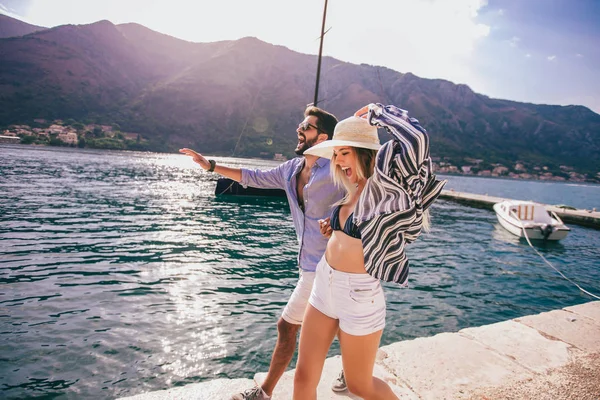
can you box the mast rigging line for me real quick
[232,0,330,156]
[231,0,329,163]
[231,62,275,158]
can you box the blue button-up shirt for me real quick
[240,157,345,271]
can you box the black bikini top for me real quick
[330,205,361,239]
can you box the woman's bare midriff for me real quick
[324,230,368,274]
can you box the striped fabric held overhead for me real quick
[354,104,447,285]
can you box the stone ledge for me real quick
[516,309,600,353]
[119,301,600,400]
[459,319,576,373]
[253,355,419,400]
[119,378,255,400]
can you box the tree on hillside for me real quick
[20,135,35,144]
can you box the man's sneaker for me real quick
[331,369,347,392]
[230,386,271,400]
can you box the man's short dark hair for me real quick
[305,106,338,140]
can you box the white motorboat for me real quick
[493,200,570,241]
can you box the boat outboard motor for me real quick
[540,224,554,240]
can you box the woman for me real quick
[293,103,446,400]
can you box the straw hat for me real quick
[304,116,381,159]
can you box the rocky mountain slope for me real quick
[0,13,45,38]
[1,15,598,172]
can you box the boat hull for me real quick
[215,178,286,198]
[493,203,569,241]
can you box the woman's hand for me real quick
[354,103,382,119]
[318,217,332,239]
[179,148,210,170]
[354,105,371,119]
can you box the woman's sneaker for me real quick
[230,386,271,400]
[331,370,347,392]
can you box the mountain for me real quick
[0,13,46,38]
[0,14,599,173]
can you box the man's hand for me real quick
[179,148,210,170]
[318,217,332,239]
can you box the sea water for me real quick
[1,145,598,399]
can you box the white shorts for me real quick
[309,256,386,336]
[281,269,316,325]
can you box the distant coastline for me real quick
[437,172,600,189]
[434,169,600,185]
[3,139,599,185]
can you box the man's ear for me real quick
[316,132,329,144]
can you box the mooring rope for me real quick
[511,211,600,300]
[216,179,236,196]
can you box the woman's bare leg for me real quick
[339,329,398,400]
[292,304,339,400]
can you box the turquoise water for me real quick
[1,144,599,399]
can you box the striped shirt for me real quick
[353,104,447,285]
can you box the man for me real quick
[179,106,344,400]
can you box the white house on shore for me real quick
[48,124,67,134]
[57,131,78,145]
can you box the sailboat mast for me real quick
[313,0,329,107]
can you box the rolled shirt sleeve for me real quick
[240,163,287,190]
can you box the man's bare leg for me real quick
[260,318,301,396]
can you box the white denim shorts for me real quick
[309,256,386,336]
[281,269,316,325]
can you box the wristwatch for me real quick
[208,159,216,172]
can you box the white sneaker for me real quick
[230,386,271,400]
[331,369,347,392]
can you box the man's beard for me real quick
[294,135,318,155]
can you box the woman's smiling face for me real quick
[333,146,360,185]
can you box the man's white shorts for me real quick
[281,268,316,325]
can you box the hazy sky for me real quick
[1,0,599,113]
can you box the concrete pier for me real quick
[439,189,600,229]
[0,135,20,144]
[119,301,600,400]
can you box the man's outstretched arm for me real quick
[179,148,242,182]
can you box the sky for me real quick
[1,0,599,114]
